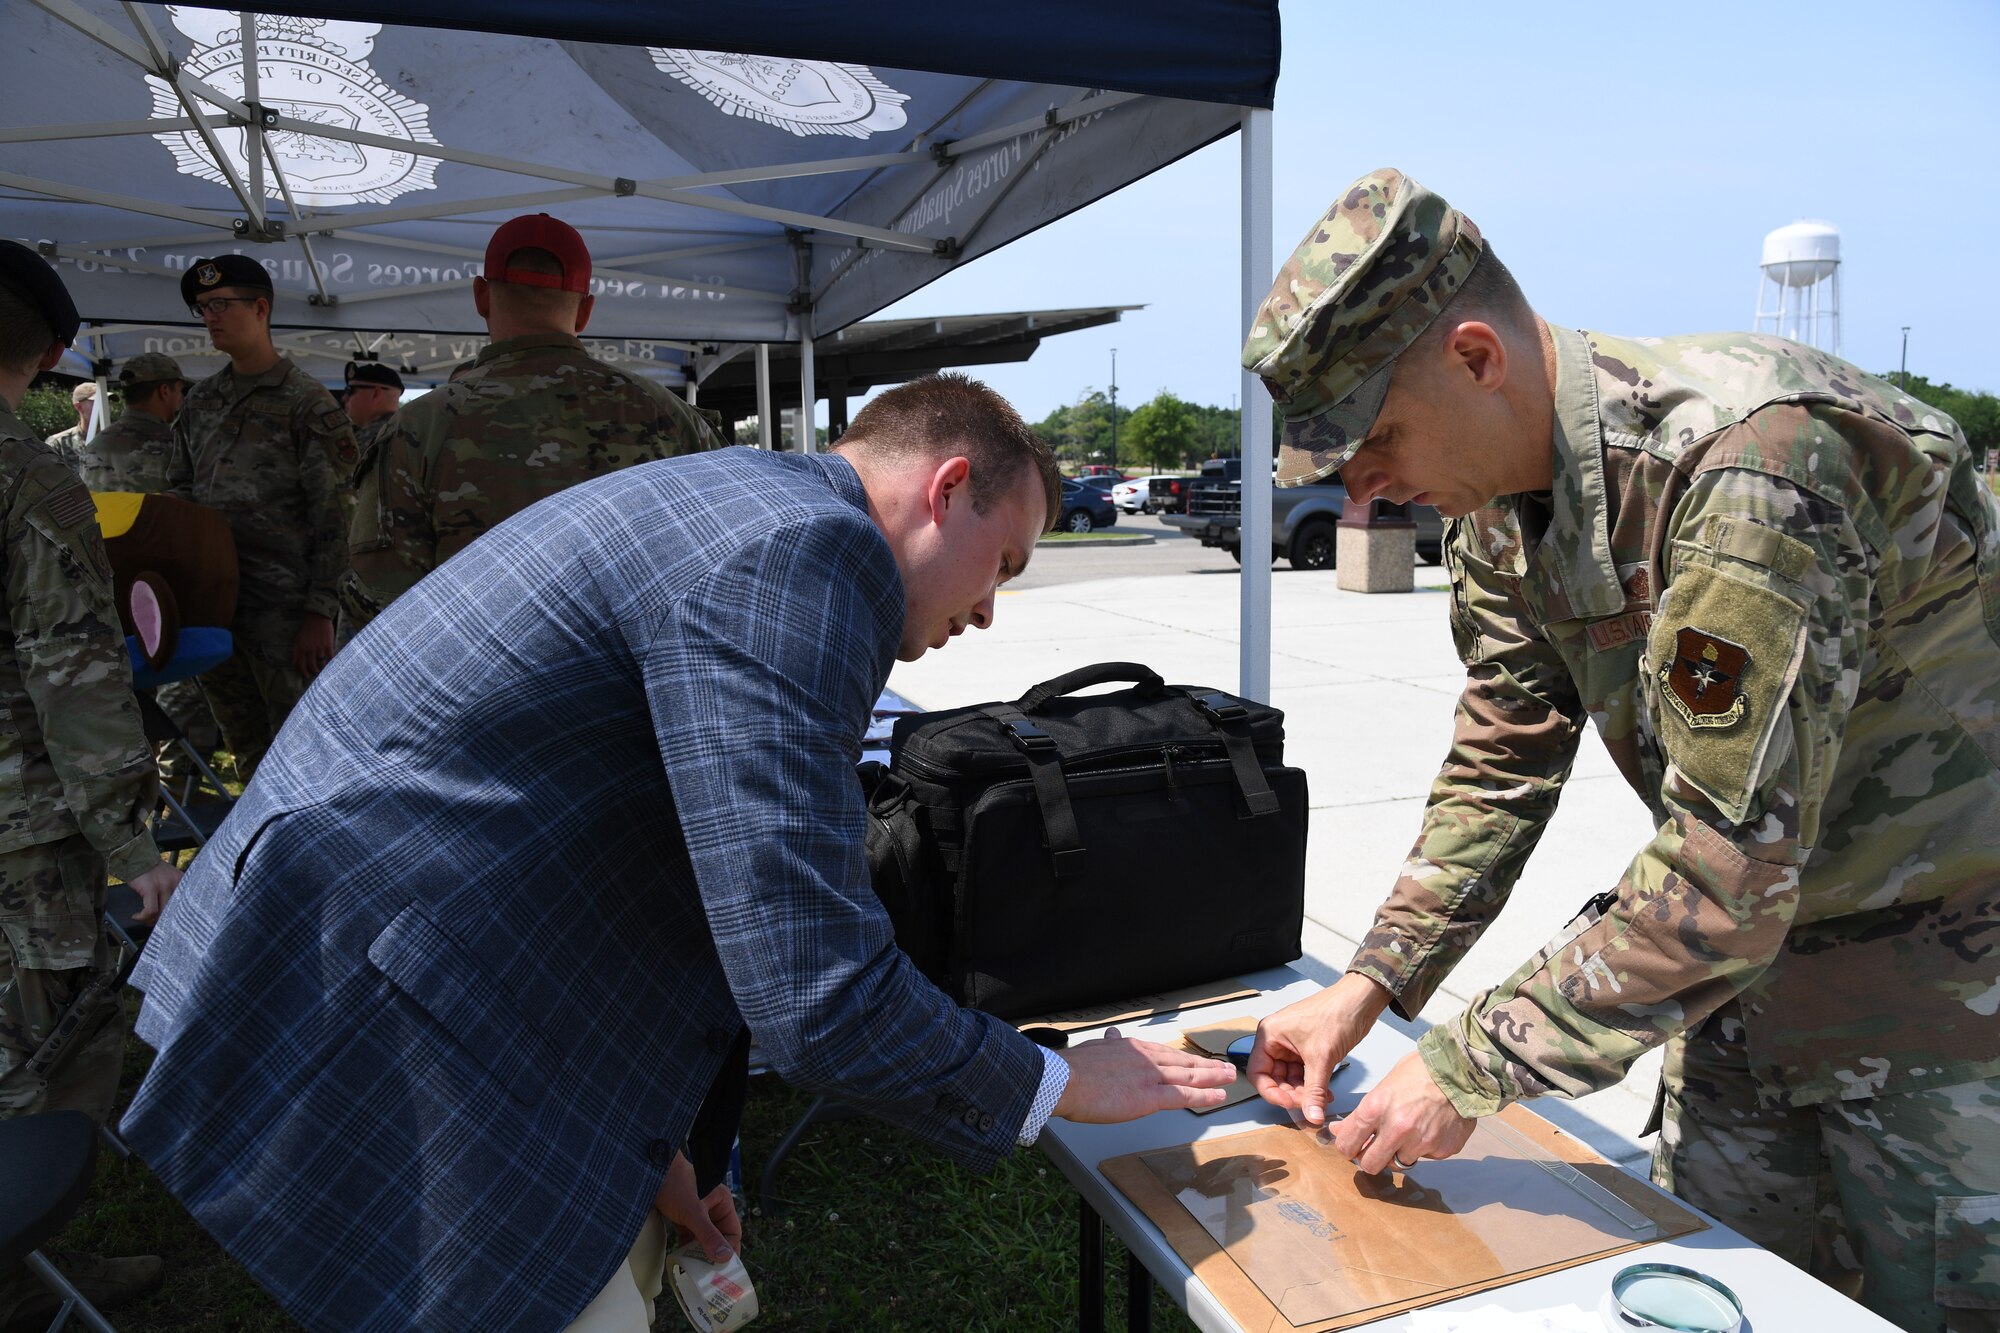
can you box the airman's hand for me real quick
[1248,972,1392,1127]
[1328,1048,1476,1173]
[127,860,183,925]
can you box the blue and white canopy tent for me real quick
[3,0,1283,699]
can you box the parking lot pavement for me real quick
[889,548,1663,1167]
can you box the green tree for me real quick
[1885,372,1998,467]
[17,383,77,441]
[1122,389,1199,472]
[1034,389,1131,470]
[1187,402,1240,462]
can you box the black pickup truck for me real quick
[1145,474,1193,514]
[1161,458,1446,569]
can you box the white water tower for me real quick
[1755,220,1841,354]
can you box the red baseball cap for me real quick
[484,213,591,294]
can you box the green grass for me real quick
[48,1013,1195,1332]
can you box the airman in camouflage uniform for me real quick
[170,255,353,779]
[80,352,222,780]
[0,239,182,1325]
[339,213,717,634]
[1245,170,2000,1332]
[77,352,186,494]
[43,380,94,473]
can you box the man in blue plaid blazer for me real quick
[122,375,1233,1332]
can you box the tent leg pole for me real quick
[755,343,773,450]
[799,307,817,455]
[1238,106,1274,705]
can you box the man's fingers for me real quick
[133,884,163,924]
[701,1184,743,1259]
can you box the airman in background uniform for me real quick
[79,351,223,781]
[339,358,404,478]
[43,380,93,472]
[77,352,186,494]
[0,239,182,1324]
[339,213,718,634]
[1246,169,1999,1332]
[168,255,352,780]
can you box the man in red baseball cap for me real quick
[481,211,592,295]
[340,214,718,635]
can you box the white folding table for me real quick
[1039,964,1899,1333]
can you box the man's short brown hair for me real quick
[839,373,1060,531]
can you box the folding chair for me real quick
[0,1111,121,1332]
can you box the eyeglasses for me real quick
[188,295,261,319]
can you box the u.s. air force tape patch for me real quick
[1662,627,1750,728]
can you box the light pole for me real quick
[1108,347,1118,469]
[1900,326,1910,391]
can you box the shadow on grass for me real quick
[51,1014,1194,1333]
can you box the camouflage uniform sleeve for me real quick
[1420,412,1879,1117]
[6,464,163,883]
[344,416,434,623]
[1348,509,1586,1019]
[294,393,353,623]
[166,406,194,501]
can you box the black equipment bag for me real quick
[863,661,1307,1019]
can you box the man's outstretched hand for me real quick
[1053,1028,1236,1123]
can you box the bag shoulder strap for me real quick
[1183,689,1282,818]
[980,703,1087,876]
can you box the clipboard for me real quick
[1103,1106,1706,1331]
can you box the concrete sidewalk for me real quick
[887,562,1664,1168]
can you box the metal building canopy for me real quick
[696,304,1140,427]
[4,2,1275,355]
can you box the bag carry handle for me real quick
[1017,661,1165,714]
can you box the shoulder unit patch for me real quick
[1662,628,1750,729]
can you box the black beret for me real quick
[343,360,404,393]
[180,254,274,306]
[0,240,81,345]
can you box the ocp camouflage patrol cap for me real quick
[116,351,187,388]
[180,253,274,307]
[1243,169,1483,487]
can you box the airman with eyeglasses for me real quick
[164,254,356,779]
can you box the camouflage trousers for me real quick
[198,622,308,782]
[1654,1000,2000,1332]
[0,836,128,1125]
[153,678,222,786]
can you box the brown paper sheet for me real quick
[1104,1107,1705,1331]
[1013,979,1258,1034]
[1179,1015,1261,1115]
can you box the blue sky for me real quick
[863,0,2000,425]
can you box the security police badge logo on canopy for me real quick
[147,8,442,207]
[1662,627,1751,729]
[649,49,909,139]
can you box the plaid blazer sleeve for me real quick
[641,503,1042,1166]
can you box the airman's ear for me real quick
[1444,320,1508,392]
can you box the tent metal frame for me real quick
[13,1,1278,700]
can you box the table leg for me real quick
[1079,1196,1104,1333]
[1126,1245,1153,1333]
